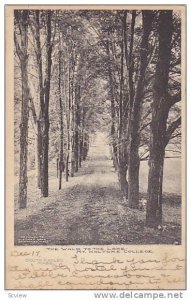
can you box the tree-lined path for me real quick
[15,133,181,245]
[14,9,182,245]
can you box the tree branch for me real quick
[170,132,181,139]
[139,121,151,133]
[165,116,181,147]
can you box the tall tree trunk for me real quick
[128,149,140,208]
[65,154,69,182]
[79,106,85,167]
[65,95,70,182]
[66,47,71,181]
[74,85,80,172]
[83,133,89,161]
[128,11,154,208]
[79,138,83,168]
[65,111,70,182]
[128,11,136,109]
[146,11,173,227]
[19,60,29,209]
[70,48,76,177]
[33,11,44,190]
[106,39,118,170]
[79,127,83,168]
[14,11,29,209]
[58,48,64,190]
[147,151,164,226]
[70,140,75,177]
[40,11,53,197]
[118,166,128,198]
[41,119,49,197]
[75,131,79,172]
[37,121,42,188]
[117,24,128,198]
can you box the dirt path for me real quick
[14,133,181,245]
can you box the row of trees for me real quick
[95,10,181,227]
[79,9,181,227]
[14,9,181,228]
[14,10,102,207]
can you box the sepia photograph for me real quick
[13,8,183,246]
[5,4,186,290]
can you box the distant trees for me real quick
[54,11,101,185]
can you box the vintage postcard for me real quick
[5,5,186,290]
